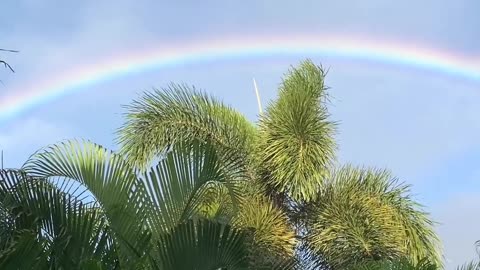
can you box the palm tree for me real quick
[117,59,442,268]
[1,140,293,269]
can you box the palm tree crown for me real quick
[0,60,445,269]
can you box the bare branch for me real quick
[0,48,18,73]
[0,60,15,73]
[0,48,19,53]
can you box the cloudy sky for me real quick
[1,0,479,267]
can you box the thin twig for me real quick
[0,48,18,73]
[0,60,14,72]
[0,48,19,53]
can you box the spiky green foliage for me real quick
[116,81,305,258]
[1,60,446,269]
[305,166,441,268]
[116,59,442,268]
[231,192,298,269]
[351,258,438,270]
[256,60,336,202]
[1,140,284,269]
[232,194,297,256]
[117,84,257,172]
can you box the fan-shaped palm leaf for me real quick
[0,169,116,269]
[20,140,256,269]
[0,230,49,269]
[142,140,246,237]
[22,141,151,268]
[150,219,250,270]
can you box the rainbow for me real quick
[1,35,479,123]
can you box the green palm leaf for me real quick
[22,141,151,268]
[351,258,438,270]
[142,140,246,236]
[256,60,336,202]
[232,193,297,257]
[305,166,441,268]
[0,169,116,269]
[0,230,49,269]
[20,140,256,268]
[117,84,256,172]
[151,219,251,270]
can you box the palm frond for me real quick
[351,258,438,270]
[256,59,336,203]
[232,193,297,258]
[0,230,48,269]
[0,169,117,269]
[305,166,441,268]
[117,84,256,172]
[151,219,251,270]
[142,140,246,236]
[22,141,151,268]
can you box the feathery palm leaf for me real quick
[232,193,297,256]
[256,60,336,202]
[351,258,438,270]
[232,192,298,269]
[305,166,441,268]
[117,84,256,172]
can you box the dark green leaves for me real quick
[0,170,116,269]
[351,258,438,270]
[152,219,251,270]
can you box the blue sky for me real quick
[1,0,480,267]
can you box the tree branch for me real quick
[0,48,18,73]
[0,60,14,73]
[0,48,19,53]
